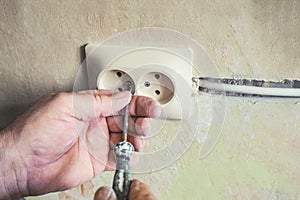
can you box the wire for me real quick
[199,80,300,97]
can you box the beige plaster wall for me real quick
[1,0,299,199]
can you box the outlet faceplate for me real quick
[85,45,193,119]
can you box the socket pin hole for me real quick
[116,71,122,78]
[155,90,160,95]
[117,87,123,92]
[154,74,160,79]
[144,81,150,87]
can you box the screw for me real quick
[144,81,150,87]
[116,71,122,78]
[154,74,160,79]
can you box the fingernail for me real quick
[131,180,141,191]
[136,118,152,136]
[149,104,162,118]
[140,136,148,149]
[105,188,116,200]
[94,186,116,200]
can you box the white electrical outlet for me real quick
[85,45,194,119]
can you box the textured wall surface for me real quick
[1,0,300,199]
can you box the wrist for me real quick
[0,127,28,199]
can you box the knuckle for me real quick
[52,92,69,101]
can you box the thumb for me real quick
[94,186,117,200]
[73,90,132,121]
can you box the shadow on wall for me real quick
[0,104,28,130]
[0,44,89,129]
[74,43,89,91]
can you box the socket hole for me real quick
[98,70,135,94]
[117,87,123,92]
[137,72,174,105]
[116,71,122,78]
[144,81,150,87]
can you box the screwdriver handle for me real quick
[112,141,134,200]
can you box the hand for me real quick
[94,179,156,200]
[0,90,161,199]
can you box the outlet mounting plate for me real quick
[85,45,194,119]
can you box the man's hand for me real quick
[0,90,161,199]
[94,179,156,200]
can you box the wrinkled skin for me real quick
[94,179,156,200]
[0,90,161,199]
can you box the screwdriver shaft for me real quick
[122,81,132,141]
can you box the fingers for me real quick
[130,95,161,118]
[129,179,156,200]
[93,181,155,200]
[73,90,132,121]
[72,90,161,121]
[104,134,147,171]
[94,186,117,200]
[110,133,148,152]
[106,94,161,135]
[107,116,152,136]
[106,116,152,151]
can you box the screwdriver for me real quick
[112,81,135,200]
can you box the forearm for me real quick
[0,128,28,200]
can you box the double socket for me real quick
[85,45,194,119]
